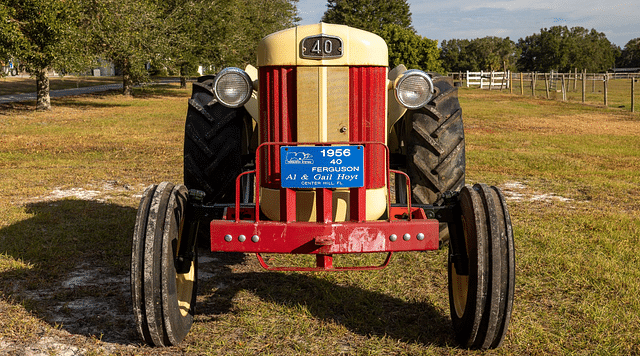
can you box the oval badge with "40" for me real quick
[300,35,343,59]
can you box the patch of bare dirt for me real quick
[500,181,574,203]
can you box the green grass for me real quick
[506,76,639,112]
[0,84,639,354]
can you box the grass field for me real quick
[0,84,639,355]
[505,76,638,112]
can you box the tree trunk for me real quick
[36,69,51,111]
[179,66,187,89]
[122,60,133,96]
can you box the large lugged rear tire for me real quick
[448,184,515,349]
[131,182,197,346]
[405,74,465,205]
[184,77,246,204]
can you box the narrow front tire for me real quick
[448,184,515,349]
[131,182,197,346]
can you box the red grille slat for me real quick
[349,67,386,188]
[259,67,297,188]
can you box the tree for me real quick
[469,37,519,72]
[84,0,167,96]
[440,39,473,72]
[440,37,519,72]
[517,26,619,72]
[201,0,300,70]
[376,23,443,72]
[153,0,203,88]
[617,38,640,68]
[321,0,412,33]
[321,0,443,72]
[155,0,299,85]
[0,0,89,110]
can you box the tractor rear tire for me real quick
[131,182,197,346]
[405,74,465,205]
[448,184,515,349]
[184,77,246,205]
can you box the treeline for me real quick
[2,0,639,112]
[0,0,299,110]
[441,26,640,74]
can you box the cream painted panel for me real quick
[257,23,388,67]
[260,187,388,222]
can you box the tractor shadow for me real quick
[0,199,454,348]
[198,251,456,348]
[0,199,140,345]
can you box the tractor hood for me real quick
[257,23,388,67]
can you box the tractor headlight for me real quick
[394,70,435,109]
[213,67,253,108]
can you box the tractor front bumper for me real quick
[210,210,440,255]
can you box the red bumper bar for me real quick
[210,217,440,254]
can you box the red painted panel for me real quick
[349,67,387,188]
[259,66,297,188]
[210,218,440,254]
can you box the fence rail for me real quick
[448,71,639,113]
[465,71,509,89]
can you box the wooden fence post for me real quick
[604,74,608,106]
[582,69,586,103]
[561,74,566,101]
[509,71,513,94]
[545,73,550,99]
[531,73,536,97]
[592,73,596,93]
[520,72,524,95]
[632,77,636,113]
[574,68,578,91]
[490,71,494,90]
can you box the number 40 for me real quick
[311,39,333,54]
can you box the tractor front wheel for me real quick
[131,182,197,346]
[448,184,515,349]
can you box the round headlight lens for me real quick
[395,70,434,109]
[213,67,253,108]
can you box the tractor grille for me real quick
[259,66,386,189]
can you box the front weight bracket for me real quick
[175,189,205,274]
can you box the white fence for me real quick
[466,71,510,89]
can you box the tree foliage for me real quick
[200,0,300,70]
[321,0,443,72]
[83,0,168,95]
[377,23,442,72]
[617,38,640,68]
[440,37,519,72]
[0,0,89,110]
[152,0,298,86]
[516,26,619,72]
[321,0,411,33]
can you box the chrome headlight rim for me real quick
[212,67,253,108]
[394,69,435,109]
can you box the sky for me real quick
[296,0,640,48]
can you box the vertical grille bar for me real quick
[349,66,387,188]
[259,66,297,188]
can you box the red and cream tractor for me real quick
[131,23,515,350]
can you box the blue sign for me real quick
[280,146,364,188]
